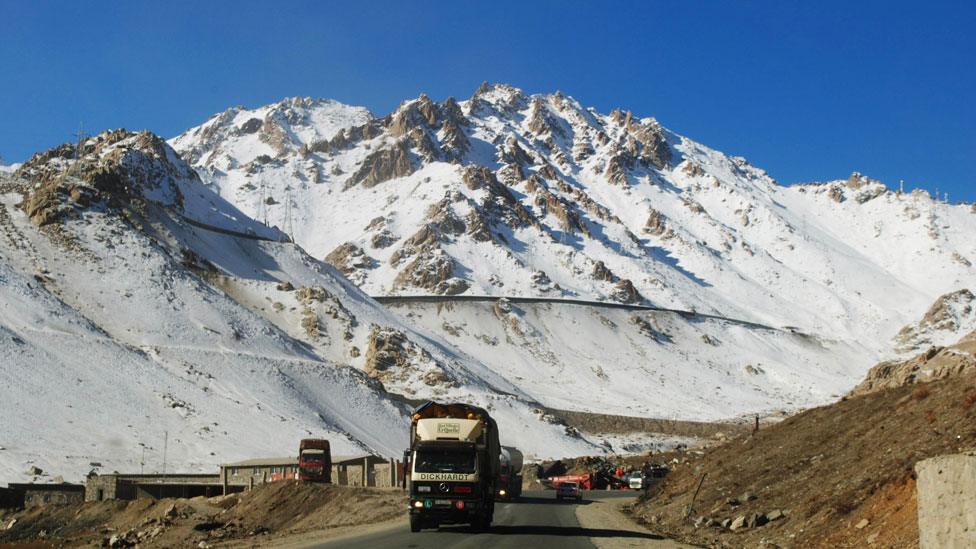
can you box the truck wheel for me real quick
[473,513,491,532]
[410,515,422,533]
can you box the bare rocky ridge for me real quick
[17,130,191,226]
[853,330,976,396]
[894,289,976,354]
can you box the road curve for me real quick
[307,490,668,549]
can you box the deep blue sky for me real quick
[2,1,973,201]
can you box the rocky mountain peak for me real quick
[17,129,195,226]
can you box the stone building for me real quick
[331,454,399,487]
[0,486,23,509]
[220,457,299,490]
[6,483,85,508]
[219,454,399,490]
[85,474,229,502]
[82,454,404,501]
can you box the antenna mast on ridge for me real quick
[74,122,87,159]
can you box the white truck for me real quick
[497,446,524,499]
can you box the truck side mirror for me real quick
[402,450,410,490]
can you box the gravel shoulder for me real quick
[575,493,694,548]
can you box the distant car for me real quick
[556,481,582,502]
[627,472,644,490]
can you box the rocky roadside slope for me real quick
[632,333,976,548]
[0,481,404,548]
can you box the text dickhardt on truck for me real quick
[404,401,500,532]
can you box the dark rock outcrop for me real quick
[345,140,413,189]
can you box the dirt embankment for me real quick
[0,481,406,548]
[632,370,976,548]
[548,408,751,438]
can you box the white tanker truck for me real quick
[497,446,524,499]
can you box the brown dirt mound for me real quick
[633,371,976,548]
[0,481,405,548]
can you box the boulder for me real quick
[729,515,747,531]
[747,512,768,528]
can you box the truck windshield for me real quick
[301,450,326,463]
[415,448,476,474]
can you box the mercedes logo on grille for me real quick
[439,482,449,493]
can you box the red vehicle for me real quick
[298,439,331,482]
[549,473,594,490]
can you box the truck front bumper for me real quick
[410,497,485,523]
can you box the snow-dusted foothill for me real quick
[0,130,602,483]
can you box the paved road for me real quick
[309,490,667,548]
[374,294,783,332]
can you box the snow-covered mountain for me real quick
[171,83,976,361]
[0,130,601,482]
[7,83,974,480]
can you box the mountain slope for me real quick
[169,83,976,414]
[0,130,601,482]
[171,84,976,357]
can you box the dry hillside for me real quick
[633,342,976,548]
[0,481,405,548]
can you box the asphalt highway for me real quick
[309,490,667,548]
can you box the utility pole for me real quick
[285,186,294,238]
[162,431,168,476]
[259,181,268,226]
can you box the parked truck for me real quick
[405,401,500,532]
[298,439,331,482]
[497,446,523,499]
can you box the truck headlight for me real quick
[499,489,506,496]
[413,500,424,508]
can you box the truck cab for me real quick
[298,439,331,482]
